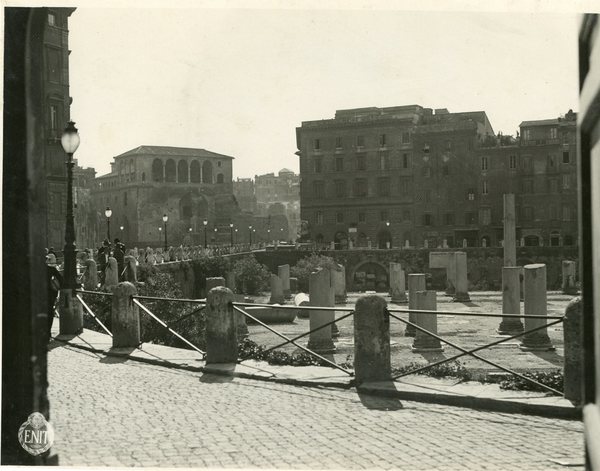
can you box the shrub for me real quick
[391,360,472,381]
[238,339,331,367]
[498,370,563,393]
[232,255,271,295]
[290,253,338,292]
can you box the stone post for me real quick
[406,274,426,337]
[207,276,247,338]
[58,289,83,335]
[104,257,119,291]
[453,252,470,302]
[205,286,237,363]
[294,292,310,318]
[333,264,347,304]
[503,194,517,267]
[206,276,225,293]
[226,271,236,293]
[83,258,98,291]
[563,297,582,404]
[307,268,335,353]
[354,295,391,384]
[290,277,298,294]
[330,241,335,250]
[389,262,408,303]
[123,255,137,283]
[520,264,554,351]
[269,274,285,304]
[111,282,140,348]
[561,260,578,295]
[498,267,524,335]
[411,290,443,353]
[278,264,291,299]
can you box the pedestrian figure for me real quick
[97,239,111,284]
[46,253,63,340]
[113,238,125,281]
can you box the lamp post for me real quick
[60,121,80,291]
[162,214,168,251]
[235,228,238,245]
[105,207,112,241]
[386,221,391,249]
[158,227,162,247]
[248,225,253,247]
[214,227,218,246]
[229,223,234,247]
[203,219,208,248]
[188,227,192,245]
[119,225,124,244]
[267,228,271,244]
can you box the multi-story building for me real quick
[43,8,76,249]
[73,162,100,249]
[233,177,257,213]
[91,145,251,247]
[296,105,578,249]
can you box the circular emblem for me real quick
[18,412,54,456]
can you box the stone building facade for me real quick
[296,105,578,249]
[43,8,76,249]
[91,146,249,247]
[233,177,257,213]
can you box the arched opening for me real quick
[377,229,392,249]
[356,232,368,247]
[152,159,163,182]
[352,261,389,292]
[334,231,348,250]
[190,160,201,183]
[195,196,209,220]
[524,235,540,247]
[550,231,561,246]
[179,193,193,220]
[315,233,324,244]
[165,159,176,182]
[178,160,188,183]
[216,173,224,184]
[202,161,213,183]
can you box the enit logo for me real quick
[18,412,54,456]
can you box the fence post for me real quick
[520,264,555,351]
[307,268,335,353]
[405,274,426,337]
[498,266,524,335]
[389,262,407,303]
[269,274,285,304]
[83,258,98,290]
[354,295,390,383]
[205,286,237,363]
[562,260,577,295]
[104,257,119,290]
[563,297,582,404]
[111,282,140,348]
[411,291,443,352]
[278,264,291,300]
[123,255,137,283]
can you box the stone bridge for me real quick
[152,246,578,296]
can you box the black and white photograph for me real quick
[3,1,600,469]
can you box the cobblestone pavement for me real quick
[47,344,583,469]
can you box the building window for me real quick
[522,179,533,193]
[509,155,517,169]
[402,210,411,221]
[481,156,488,171]
[444,213,454,225]
[379,152,389,170]
[482,180,488,195]
[550,205,558,220]
[334,180,346,198]
[358,212,366,223]
[563,151,570,163]
[467,189,475,201]
[316,211,324,225]
[356,155,366,171]
[422,214,433,226]
[523,129,531,141]
[402,153,411,169]
[562,174,570,189]
[48,13,55,26]
[401,132,410,144]
[562,206,571,221]
[465,212,477,225]
[49,105,58,131]
[356,135,364,147]
[422,167,432,178]
[313,138,320,150]
[123,192,127,206]
[313,181,325,198]
[335,157,344,172]
[314,157,322,173]
[550,127,558,139]
[379,134,387,147]
[480,208,491,225]
[336,136,343,149]
[400,179,411,195]
[523,206,534,221]
[378,177,390,196]
[522,155,532,170]
[380,210,389,222]
[353,178,368,197]
[424,189,432,203]
[336,212,344,224]
[549,179,558,193]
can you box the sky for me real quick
[64,3,582,179]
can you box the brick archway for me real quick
[348,260,389,292]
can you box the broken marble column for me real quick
[429,252,456,295]
[406,274,426,337]
[520,264,554,351]
[562,260,577,295]
[278,264,291,299]
[269,274,285,304]
[83,258,98,290]
[389,262,407,303]
[498,266,524,335]
[111,282,140,348]
[205,286,237,363]
[563,297,582,405]
[453,252,470,302]
[104,257,119,291]
[411,290,443,353]
[503,194,517,267]
[333,264,347,304]
[307,268,335,353]
[354,295,391,384]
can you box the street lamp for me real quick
[248,225,253,246]
[386,221,391,249]
[203,219,208,248]
[214,227,218,246]
[229,223,234,247]
[105,207,112,241]
[235,228,238,244]
[60,121,80,291]
[162,214,168,251]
